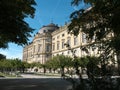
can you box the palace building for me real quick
[22,23,95,63]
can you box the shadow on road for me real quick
[0,78,72,90]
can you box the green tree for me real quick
[57,55,67,77]
[85,56,100,77]
[10,58,23,72]
[21,61,30,73]
[46,57,59,73]
[64,56,73,74]
[0,0,36,48]
[68,0,120,90]
[0,54,6,60]
[55,55,73,77]
[46,55,73,76]
[69,0,120,74]
[30,62,41,72]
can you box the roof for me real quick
[47,23,56,27]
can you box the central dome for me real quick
[47,23,56,27]
[39,23,59,34]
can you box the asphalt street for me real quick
[0,74,72,90]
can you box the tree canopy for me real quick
[0,0,36,48]
[0,54,6,60]
[69,0,120,74]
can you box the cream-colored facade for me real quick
[23,23,59,63]
[23,23,95,63]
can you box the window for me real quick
[43,30,46,33]
[67,37,71,46]
[57,41,60,50]
[38,44,41,52]
[48,29,51,32]
[82,33,87,43]
[33,45,35,52]
[74,37,78,45]
[46,38,51,42]
[52,38,55,40]
[46,54,49,58]
[46,44,50,52]
[62,39,65,49]
[52,44,55,51]
[57,35,60,39]
[62,34,64,37]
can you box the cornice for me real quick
[52,25,68,36]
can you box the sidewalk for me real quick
[21,73,61,78]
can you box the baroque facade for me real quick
[23,23,95,63]
[23,23,59,63]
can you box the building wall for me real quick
[23,23,96,64]
[52,25,88,57]
[23,23,59,64]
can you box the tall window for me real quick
[33,45,35,52]
[46,38,51,42]
[57,41,60,50]
[52,43,55,51]
[46,44,50,52]
[67,37,71,46]
[74,37,78,45]
[38,44,41,52]
[62,39,65,49]
[82,33,87,43]
[52,38,55,40]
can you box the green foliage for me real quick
[0,54,6,60]
[50,55,73,69]
[69,0,120,74]
[22,61,30,68]
[73,56,100,76]
[85,56,101,76]
[0,58,31,73]
[68,0,120,89]
[75,57,89,68]
[69,0,120,49]
[45,55,73,76]
[29,62,38,68]
[46,55,72,69]
[0,0,36,48]
[45,57,59,70]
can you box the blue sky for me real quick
[0,0,89,59]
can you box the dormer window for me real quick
[43,30,46,33]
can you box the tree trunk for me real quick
[61,67,65,77]
[43,67,46,75]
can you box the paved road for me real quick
[0,74,72,90]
